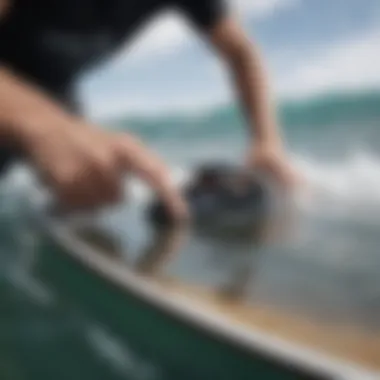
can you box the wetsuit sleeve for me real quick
[173,0,229,31]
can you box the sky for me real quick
[78,0,380,119]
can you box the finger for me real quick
[116,135,189,221]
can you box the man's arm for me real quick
[205,16,299,186]
[0,66,77,146]
[0,1,188,217]
[0,66,189,217]
[172,0,280,147]
[0,0,75,145]
[207,16,282,148]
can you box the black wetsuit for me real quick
[0,0,227,171]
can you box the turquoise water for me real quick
[1,90,380,379]
[110,90,380,153]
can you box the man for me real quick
[0,0,298,220]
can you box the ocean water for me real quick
[1,90,380,379]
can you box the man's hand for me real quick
[206,17,303,190]
[0,67,188,221]
[22,119,189,220]
[246,141,301,189]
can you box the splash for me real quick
[293,150,380,221]
[3,149,380,225]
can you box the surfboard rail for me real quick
[35,213,380,380]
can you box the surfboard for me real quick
[32,205,380,380]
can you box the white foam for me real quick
[292,150,380,221]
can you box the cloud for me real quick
[86,90,229,120]
[233,0,300,19]
[92,25,380,119]
[276,27,380,99]
[112,0,300,66]
[113,11,192,65]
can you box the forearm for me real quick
[0,66,76,148]
[227,42,282,146]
